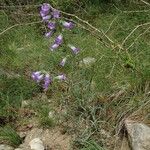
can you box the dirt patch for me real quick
[19,127,74,150]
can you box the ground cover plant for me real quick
[0,0,150,149]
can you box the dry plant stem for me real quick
[127,26,150,50]
[52,7,115,44]
[12,12,39,16]
[140,0,150,6]
[0,5,40,8]
[104,15,119,34]
[121,22,150,46]
[63,17,110,48]
[129,97,150,119]
[123,9,150,13]
[0,21,42,36]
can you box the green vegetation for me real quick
[0,0,150,149]
[0,126,22,146]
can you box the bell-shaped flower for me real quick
[54,74,66,81]
[52,9,60,19]
[50,43,59,51]
[68,45,80,54]
[48,22,56,30]
[50,34,63,51]
[42,15,51,21]
[45,31,53,38]
[43,74,51,91]
[41,3,51,13]
[60,57,67,67]
[62,21,74,29]
[32,71,44,83]
[40,10,47,17]
[55,34,63,45]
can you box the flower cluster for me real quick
[32,71,66,91]
[32,3,81,91]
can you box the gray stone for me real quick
[29,138,44,150]
[21,101,29,108]
[48,111,54,118]
[18,132,27,139]
[19,128,72,150]
[125,120,150,150]
[0,144,14,150]
[79,57,96,67]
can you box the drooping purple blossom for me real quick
[60,57,67,67]
[69,45,80,54]
[40,10,47,17]
[32,71,44,83]
[41,3,51,13]
[50,34,63,51]
[40,3,51,18]
[48,22,56,30]
[43,74,51,90]
[62,21,74,29]
[42,15,51,21]
[45,31,53,38]
[51,9,60,19]
[50,43,59,51]
[55,74,66,81]
[55,34,63,45]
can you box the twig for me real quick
[129,97,150,118]
[62,11,114,44]
[12,12,39,16]
[140,0,150,6]
[63,17,110,48]
[48,4,115,44]
[127,26,150,50]
[123,9,150,13]
[106,62,116,77]
[0,21,42,36]
[121,22,150,46]
[0,4,40,8]
[105,15,119,34]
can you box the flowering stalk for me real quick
[31,3,81,91]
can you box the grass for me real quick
[0,126,22,147]
[0,1,150,149]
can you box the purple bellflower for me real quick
[32,71,44,83]
[50,34,63,51]
[55,74,66,81]
[42,15,51,21]
[45,31,53,38]
[52,9,60,19]
[43,74,51,91]
[48,22,56,30]
[50,43,59,51]
[68,45,80,54]
[40,3,51,19]
[55,34,63,45]
[63,21,74,29]
[40,10,47,17]
[41,3,51,13]
[60,57,67,67]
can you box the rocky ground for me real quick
[1,119,150,150]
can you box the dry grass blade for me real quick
[121,22,150,46]
[0,21,42,36]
